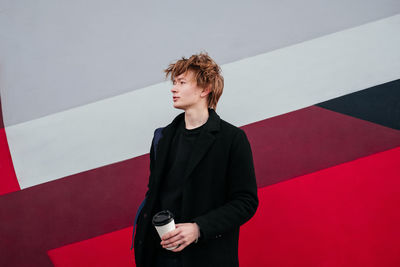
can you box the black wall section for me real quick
[317,79,400,130]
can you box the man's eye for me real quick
[181,81,185,84]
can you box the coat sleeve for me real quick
[145,128,159,198]
[132,134,156,250]
[192,129,259,240]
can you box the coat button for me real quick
[143,213,148,218]
[139,240,143,245]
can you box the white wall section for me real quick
[5,14,400,189]
[1,0,400,126]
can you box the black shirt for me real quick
[159,118,206,222]
[156,117,207,257]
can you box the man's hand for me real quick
[160,223,200,252]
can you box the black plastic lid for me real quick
[152,210,174,226]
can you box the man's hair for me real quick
[164,52,224,110]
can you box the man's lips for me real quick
[173,97,179,101]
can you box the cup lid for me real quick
[152,210,174,226]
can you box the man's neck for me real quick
[184,107,209,130]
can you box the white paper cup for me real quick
[152,210,178,250]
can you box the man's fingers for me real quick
[171,242,186,252]
[161,228,180,241]
[160,223,198,251]
[163,239,182,249]
[161,233,183,246]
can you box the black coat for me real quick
[134,108,258,267]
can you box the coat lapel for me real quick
[182,110,220,183]
[152,112,183,188]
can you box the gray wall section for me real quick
[1,0,400,126]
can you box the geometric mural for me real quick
[1,1,400,266]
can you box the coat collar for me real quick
[168,107,220,134]
[153,108,220,187]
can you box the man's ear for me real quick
[201,85,211,98]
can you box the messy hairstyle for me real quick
[164,52,224,110]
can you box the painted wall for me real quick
[1,1,399,266]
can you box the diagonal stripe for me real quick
[0,128,20,195]
[1,105,400,266]
[47,146,400,267]
[47,227,135,267]
[244,106,400,187]
[1,93,20,196]
[2,1,400,126]
[239,146,400,266]
[0,154,148,267]
[317,79,400,130]
[6,14,400,189]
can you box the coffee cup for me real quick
[152,210,178,250]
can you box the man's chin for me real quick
[173,103,185,110]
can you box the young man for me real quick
[133,52,258,267]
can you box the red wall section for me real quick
[243,106,400,187]
[47,147,400,267]
[0,128,20,195]
[48,227,136,267]
[240,146,400,267]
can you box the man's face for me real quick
[171,70,207,110]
